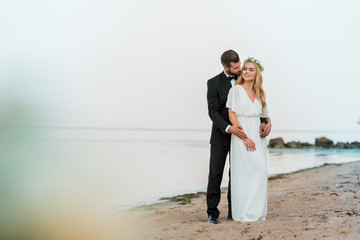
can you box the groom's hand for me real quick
[229,126,247,140]
[259,123,266,137]
[260,122,271,137]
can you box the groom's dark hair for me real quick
[221,50,240,68]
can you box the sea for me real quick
[1,128,359,210]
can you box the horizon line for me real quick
[0,126,359,133]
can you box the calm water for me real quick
[1,128,359,209]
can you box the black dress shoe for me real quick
[227,215,233,220]
[208,215,219,224]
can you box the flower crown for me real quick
[243,57,264,72]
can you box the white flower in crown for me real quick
[243,57,264,72]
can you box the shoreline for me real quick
[126,161,359,212]
[120,160,360,239]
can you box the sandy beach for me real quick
[120,161,360,240]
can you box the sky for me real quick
[0,0,360,132]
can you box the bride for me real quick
[226,57,271,222]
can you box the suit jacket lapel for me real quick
[220,72,232,92]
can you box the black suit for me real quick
[206,71,233,219]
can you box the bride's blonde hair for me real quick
[236,62,267,115]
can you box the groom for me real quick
[206,50,269,224]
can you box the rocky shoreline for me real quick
[269,136,360,149]
[129,163,344,212]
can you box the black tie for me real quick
[228,75,237,81]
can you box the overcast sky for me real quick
[1,0,359,131]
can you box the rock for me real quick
[269,138,285,148]
[285,141,313,148]
[273,145,285,149]
[315,137,334,148]
[300,142,313,148]
[350,141,360,148]
[345,143,357,149]
[335,142,345,148]
[285,141,302,148]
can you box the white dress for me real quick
[226,85,269,222]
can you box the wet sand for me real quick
[120,161,360,240]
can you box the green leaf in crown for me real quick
[243,57,264,72]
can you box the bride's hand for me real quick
[243,138,256,152]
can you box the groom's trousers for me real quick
[206,144,231,219]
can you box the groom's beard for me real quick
[229,70,242,76]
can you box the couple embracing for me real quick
[206,50,272,224]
